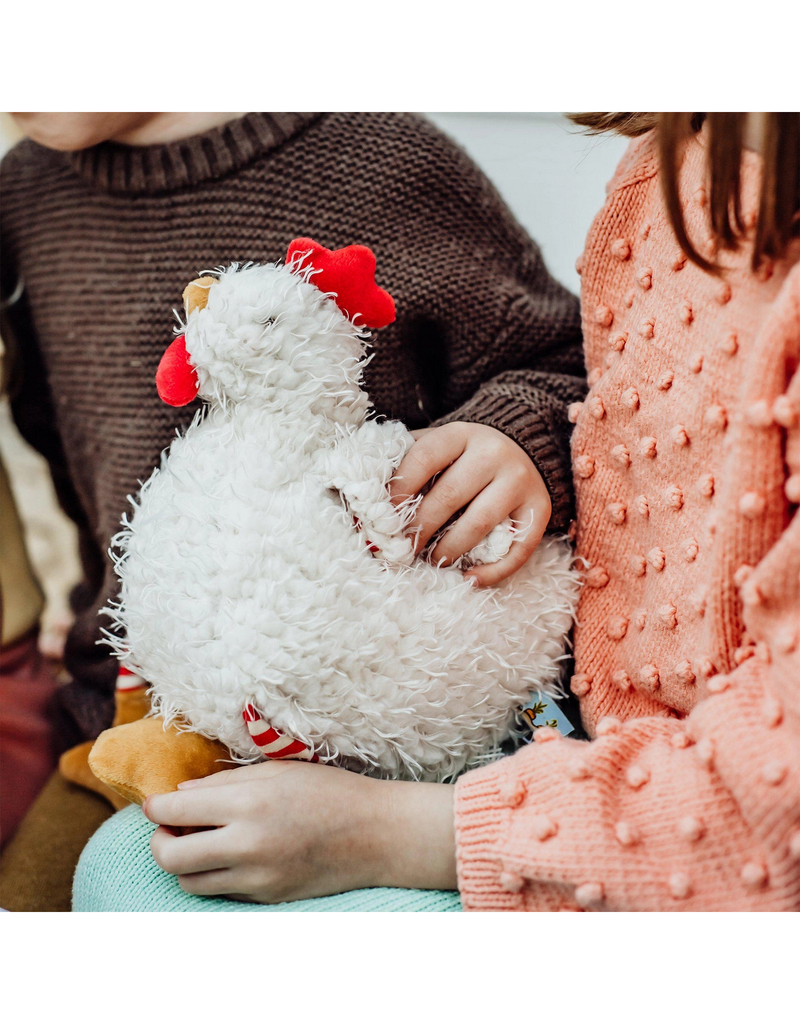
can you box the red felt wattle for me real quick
[156,334,199,406]
[286,238,396,330]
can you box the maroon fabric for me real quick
[0,633,58,848]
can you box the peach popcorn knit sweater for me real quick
[454,129,800,911]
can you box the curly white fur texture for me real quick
[104,256,580,781]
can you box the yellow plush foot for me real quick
[59,741,130,811]
[88,717,232,805]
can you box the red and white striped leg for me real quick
[112,665,151,728]
[116,665,146,692]
[243,704,319,762]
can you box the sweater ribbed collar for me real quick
[69,112,324,195]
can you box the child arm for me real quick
[454,653,798,911]
[455,279,800,912]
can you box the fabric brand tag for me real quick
[520,691,575,739]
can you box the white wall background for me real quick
[0,113,21,154]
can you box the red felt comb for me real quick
[286,238,396,330]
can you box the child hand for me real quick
[389,422,551,586]
[144,762,457,904]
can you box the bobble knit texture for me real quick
[455,130,800,911]
[0,113,585,743]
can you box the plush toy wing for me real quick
[287,238,396,330]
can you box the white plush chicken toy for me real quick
[98,239,578,790]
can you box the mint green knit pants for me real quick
[72,806,462,912]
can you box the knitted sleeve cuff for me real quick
[432,384,576,531]
[454,736,588,912]
[452,752,519,910]
[455,669,791,912]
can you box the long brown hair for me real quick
[569,113,800,272]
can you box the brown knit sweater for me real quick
[0,112,585,743]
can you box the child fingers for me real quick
[179,760,308,790]
[409,457,496,553]
[178,767,241,789]
[178,764,269,789]
[466,501,548,587]
[144,786,238,827]
[430,483,509,565]
[466,540,534,587]
[409,466,495,552]
[177,869,243,897]
[150,824,234,877]
[389,425,467,504]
